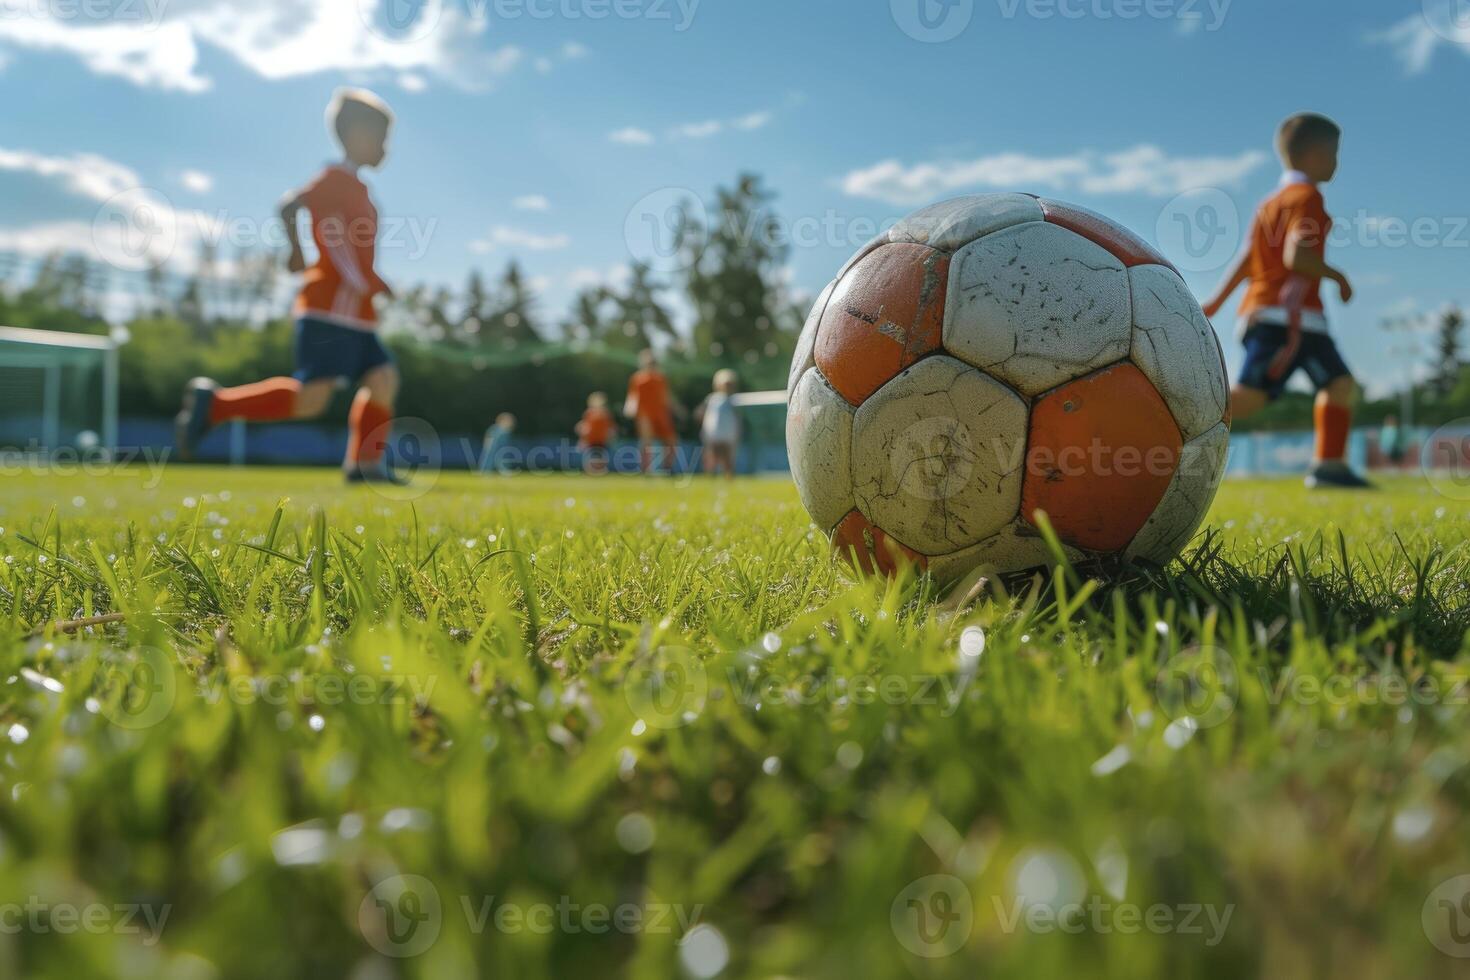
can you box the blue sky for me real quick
[1,0,1466,394]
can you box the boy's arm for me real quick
[279,190,308,273]
[1201,248,1251,319]
[1283,238,1352,303]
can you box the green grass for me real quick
[1,466,1469,979]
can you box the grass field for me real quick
[1,465,1468,979]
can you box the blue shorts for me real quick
[1238,322,1352,402]
[293,317,393,384]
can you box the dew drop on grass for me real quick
[631,720,647,737]
[761,632,781,654]
[762,756,781,775]
[615,812,656,854]
[1163,716,1197,749]
[836,742,863,770]
[1392,806,1435,844]
[959,626,986,660]
[7,723,29,745]
[678,924,729,979]
[308,714,325,732]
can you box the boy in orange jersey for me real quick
[175,89,404,484]
[576,392,616,474]
[1202,112,1368,489]
[624,349,682,473]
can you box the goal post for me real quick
[0,326,120,456]
[730,389,790,474]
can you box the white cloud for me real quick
[568,264,631,291]
[1369,9,1466,75]
[0,0,525,93]
[609,127,655,146]
[839,145,1268,206]
[732,111,773,131]
[562,41,589,60]
[0,146,140,202]
[512,195,550,212]
[398,73,428,92]
[674,120,723,140]
[180,169,214,194]
[535,57,554,73]
[470,226,570,253]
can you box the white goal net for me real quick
[0,326,119,456]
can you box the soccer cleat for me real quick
[1305,461,1373,490]
[345,464,410,487]
[175,377,219,461]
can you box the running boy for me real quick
[175,88,402,483]
[1201,112,1368,489]
[625,349,681,474]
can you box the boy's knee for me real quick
[1230,386,1267,421]
[1324,375,1356,406]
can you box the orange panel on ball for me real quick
[831,511,927,577]
[814,243,949,406]
[1022,363,1183,552]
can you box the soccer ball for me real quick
[786,194,1229,583]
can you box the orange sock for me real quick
[1314,402,1350,462]
[210,378,299,423]
[347,390,393,467]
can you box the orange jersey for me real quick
[293,165,385,330]
[1240,174,1333,329]
[627,369,671,420]
[578,407,614,446]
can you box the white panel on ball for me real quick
[1129,265,1229,442]
[925,519,1085,584]
[788,280,836,395]
[888,193,1045,254]
[944,222,1132,397]
[1125,422,1230,564]
[850,355,1028,556]
[786,367,857,532]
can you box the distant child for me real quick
[576,392,616,474]
[697,369,741,479]
[175,88,403,483]
[1378,414,1407,468]
[625,349,681,473]
[1202,112,1368,489]
[481,413,517,474]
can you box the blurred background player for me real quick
[1202,112,1368,490]
[696,369,741,479]
[175,88,402,483]
[576,392,615,474]
[625,349,682,474]
[480,413,517,474]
